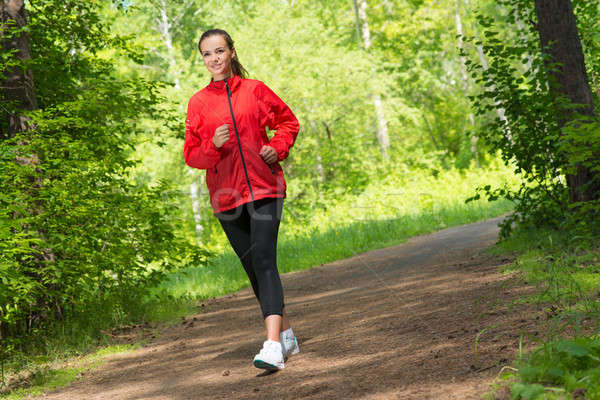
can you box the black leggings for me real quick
[216,197,284,319]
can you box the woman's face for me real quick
[200,35,235,80]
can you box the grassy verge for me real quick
[0,345,136,400]
[487,228,600,399]
[0,298,194,400]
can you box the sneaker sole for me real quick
[253,359,283,371]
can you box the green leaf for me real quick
[556,341,590,358]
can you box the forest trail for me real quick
[39,215,539,400]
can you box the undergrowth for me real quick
[489,228,600,400]
[0,344,137,400]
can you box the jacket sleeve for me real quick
[255,82,300,162]
[183,97,222,170]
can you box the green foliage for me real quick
[464,0,600,238]
[492,225,600,399]
[0,0,206,357]
[510,338,600,400]
[574,0,600,103]
[370,0,486,167]
[112,0,501,242]
[509,382,547,400]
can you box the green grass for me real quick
[0,344,136,400]
[487,227,600,400]
[0,297,194,400]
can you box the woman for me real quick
[183,29,300,371]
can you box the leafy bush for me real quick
[511,338,600,400]
[0,0,206,356]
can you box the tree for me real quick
[463,0,600,235]
[148,0,204,245]
[352,0,390,158]
[0,0,37,137]
[469,2,515,147]
[0,0,203,349]
[0,0,47,343]
[534,0,599,203]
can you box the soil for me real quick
[37,215,544,400]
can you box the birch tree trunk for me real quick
[309,119,325,180]
[155,0,181,90]
[188,169,204,247]
[473,34,514,145]
[534,0,599,202]
[352,0,390,158]
[454,0,479,167]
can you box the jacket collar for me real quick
[207,74,242,92]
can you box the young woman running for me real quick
[183,29,300,371]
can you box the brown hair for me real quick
[198,29,248,79]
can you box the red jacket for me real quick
[183,75,299,214]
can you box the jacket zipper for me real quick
[225,79,254,201]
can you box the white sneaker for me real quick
[280,331,300,361]
[253,340,285,371]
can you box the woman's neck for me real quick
[213,72,233,82]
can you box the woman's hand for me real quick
[260,145,277,164]
[212,124,230,148]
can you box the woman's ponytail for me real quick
[231,57,248,79]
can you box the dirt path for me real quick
[39,215,539,400]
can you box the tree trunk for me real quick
[156,0,181,90]
[188,169,204,247]
[1,1,57,335]
[352,0,390,158]
[534,0,599,202]
[308,119,325,180]
[1,0,37,138]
